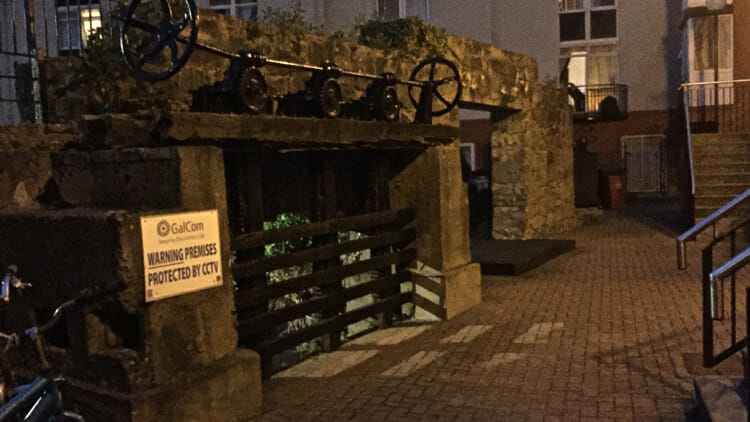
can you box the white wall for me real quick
[429,0,493,44]
[618,0,682,111]
[491,0,559,83]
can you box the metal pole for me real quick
[703,247,715,367]
[713,15,719,126]
[746,285,750,422]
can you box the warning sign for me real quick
[141,210,223,302]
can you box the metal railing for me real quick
[710,255,750,422]
[682,79,750,134]
[698,219,748,367]
[568,83,628,122]
[682,87,696,195]
[678,188,750,420]
[677,188,750,269]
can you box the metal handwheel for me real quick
[408,57,462,117]
[119,0,198,81]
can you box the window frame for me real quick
[559,0,617,46]
[560,44,619,87]
[56,0,102,53]
[208,0,258,21]
[380,0,430,21]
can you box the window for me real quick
[56,0,101,52]
[561,45,617,86]
[690,14,732,73]
[460,143,476,171]
[561,45,618,110]
[209,0,257,21]
[687,14,733,106]
[559,0,616,43]
[379,0,429,21]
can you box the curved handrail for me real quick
[676,187,750,269]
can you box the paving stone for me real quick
[344,325,433,346]
[439,324,494,344]
[255,212,711,421]
[272,350,379,378]
[381,351,446,377]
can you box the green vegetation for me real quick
[55,1,168,113]
[260,0,320,35]
[357,16,449,57]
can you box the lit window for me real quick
[56,0,101,52]
[379,0,429,21]
[209,0,257,21]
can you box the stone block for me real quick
[390,142,472,273]
[64,349,262,422]
[132,349,262,422]
[52,148,182,210]
[444,263,482,320]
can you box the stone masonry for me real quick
[40,11,574,239]
[492,85,577,239]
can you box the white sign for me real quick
[140,210,223,302]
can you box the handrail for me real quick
[710,245,750,319]
[682,88,695,196]
[680,78,750,89]
[676,187,750,269]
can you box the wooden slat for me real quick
[238,271,411,338]
[413,274,445,298]
[235,247,417,309]
[413,294,446,320]
[232,228,416,280]
[252,292,412,363]
[232,208,415,251]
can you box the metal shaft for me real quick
[117,16,428,87]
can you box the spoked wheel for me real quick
[234,67,269,114]
[119,0,198,81]
[408,57,462,117]
[316,78,343,118]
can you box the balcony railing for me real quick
[683,79,750,133]
[568,83,629,122]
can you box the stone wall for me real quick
[492,85,576,239]
[41,11,573,239]
[43,10,536,128]
[0,124,75,210]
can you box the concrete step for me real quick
[695,173,750,185]
[693,153,748,165]
[694,194,742,208]
[695,162,750,174]
[693,133,750,147]
[695,183,750,196]
[693,143,750,155]
[696,206,722,218]
[693,376,747,422]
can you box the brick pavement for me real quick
[251,212,730,421]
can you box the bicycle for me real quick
[0,266,102,422]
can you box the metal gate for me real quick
[622,135,665,193]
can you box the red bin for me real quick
[608,175,627,209]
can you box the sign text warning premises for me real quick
[141,210,223,302]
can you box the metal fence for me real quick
[568,83,629,122]
[684,79,750,134]
[0,0,117,125]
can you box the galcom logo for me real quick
[157,220,171,237]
